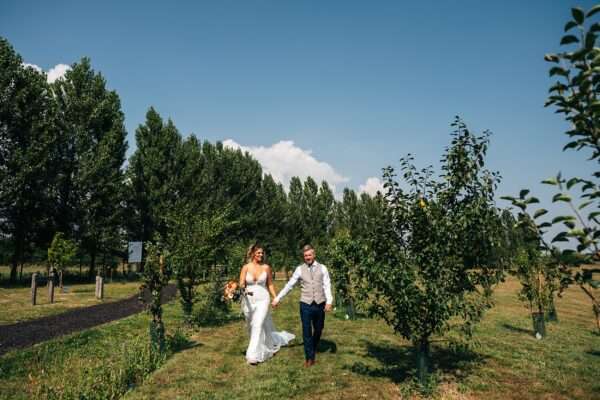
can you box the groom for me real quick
[272,244,333,367]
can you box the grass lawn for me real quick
[0,277,598,399]
[0,281,141,325]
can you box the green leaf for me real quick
[560,35,579,45]
[552,193,572,203]
[533,209,548,219]
[563,141,580,151]
[552,215,576,224]
[566,177,580,189]
[565,20,579,32]
[591,22,600,33]
[564,220,576,229]
[549,66,569,77]
[514,201,527,211]
[588,211,600,220]
[552,232,569,243]
[542,177,559,186]
[537,222,552,229]
[590,280,600,289]
[500,196,516,202]
[578,200,593,209]
[591,100,600,112]
[525,197,540,204]
[544,53,560,63]
[549,82,568,93]
[586,32,597,49]
[587,5,600,18]
[572,7,585,24]
[519,189,530,199]
[567,228,586,237]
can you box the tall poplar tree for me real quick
[127,107,182,261]
[0,38,58,282]
[53,58,128,278]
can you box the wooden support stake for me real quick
[48,271,55,304]
[31,273,38,305]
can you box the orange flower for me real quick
[223,280,239,301]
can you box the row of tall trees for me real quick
[0,36,380,284]
[0,38,127,281]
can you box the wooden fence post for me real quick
[96,275,104,299]
[31,272,38,305]
[48,270,55,304]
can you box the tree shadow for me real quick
[586,349,600,357]
[501,323,532,335]
[166,328,202,353]
[317,339,337,354]
[194,306,244,327]
[195,313,244,327]
[347,340,484,384]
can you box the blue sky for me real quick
[1,1,598,206]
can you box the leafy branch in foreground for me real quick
[505,4,600,333]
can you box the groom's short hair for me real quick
[302,244,314,253]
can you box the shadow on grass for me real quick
[347,340,484,384]
[317,339,337,354]
[501,323,532,336]
[586,349,600,357]
[168,333,202,353]
[194,308,244,328]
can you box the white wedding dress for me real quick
[242,270,295,364]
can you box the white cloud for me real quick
[359,177,384,196]
[223,139,349,195]
[46,64,70,83]
[22,63,42,73]
[21,62,71,83]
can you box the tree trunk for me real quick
[31,273,38,305]
[532,312,545,338]
[9,242,20,283]
[88,248,96,280]
[546,298,558,322]
[415,339,430,384]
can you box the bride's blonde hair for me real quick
[246,243,266,264]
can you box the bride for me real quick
[239,244,295,365]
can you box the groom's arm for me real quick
[273,266,301,304]
[322,265,334,307]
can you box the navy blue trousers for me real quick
[300,301,325,361]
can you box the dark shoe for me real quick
[309,359,316,366]
[303,360,311,368]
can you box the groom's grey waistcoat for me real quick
[300,263,326,305]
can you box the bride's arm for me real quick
[266,265,277,299]
[239,264,247,288]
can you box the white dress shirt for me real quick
[275,261,333,305]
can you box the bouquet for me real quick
[222,280,253,303]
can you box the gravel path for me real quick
[0,284,177,355]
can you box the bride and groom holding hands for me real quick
[238,244,333,367]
